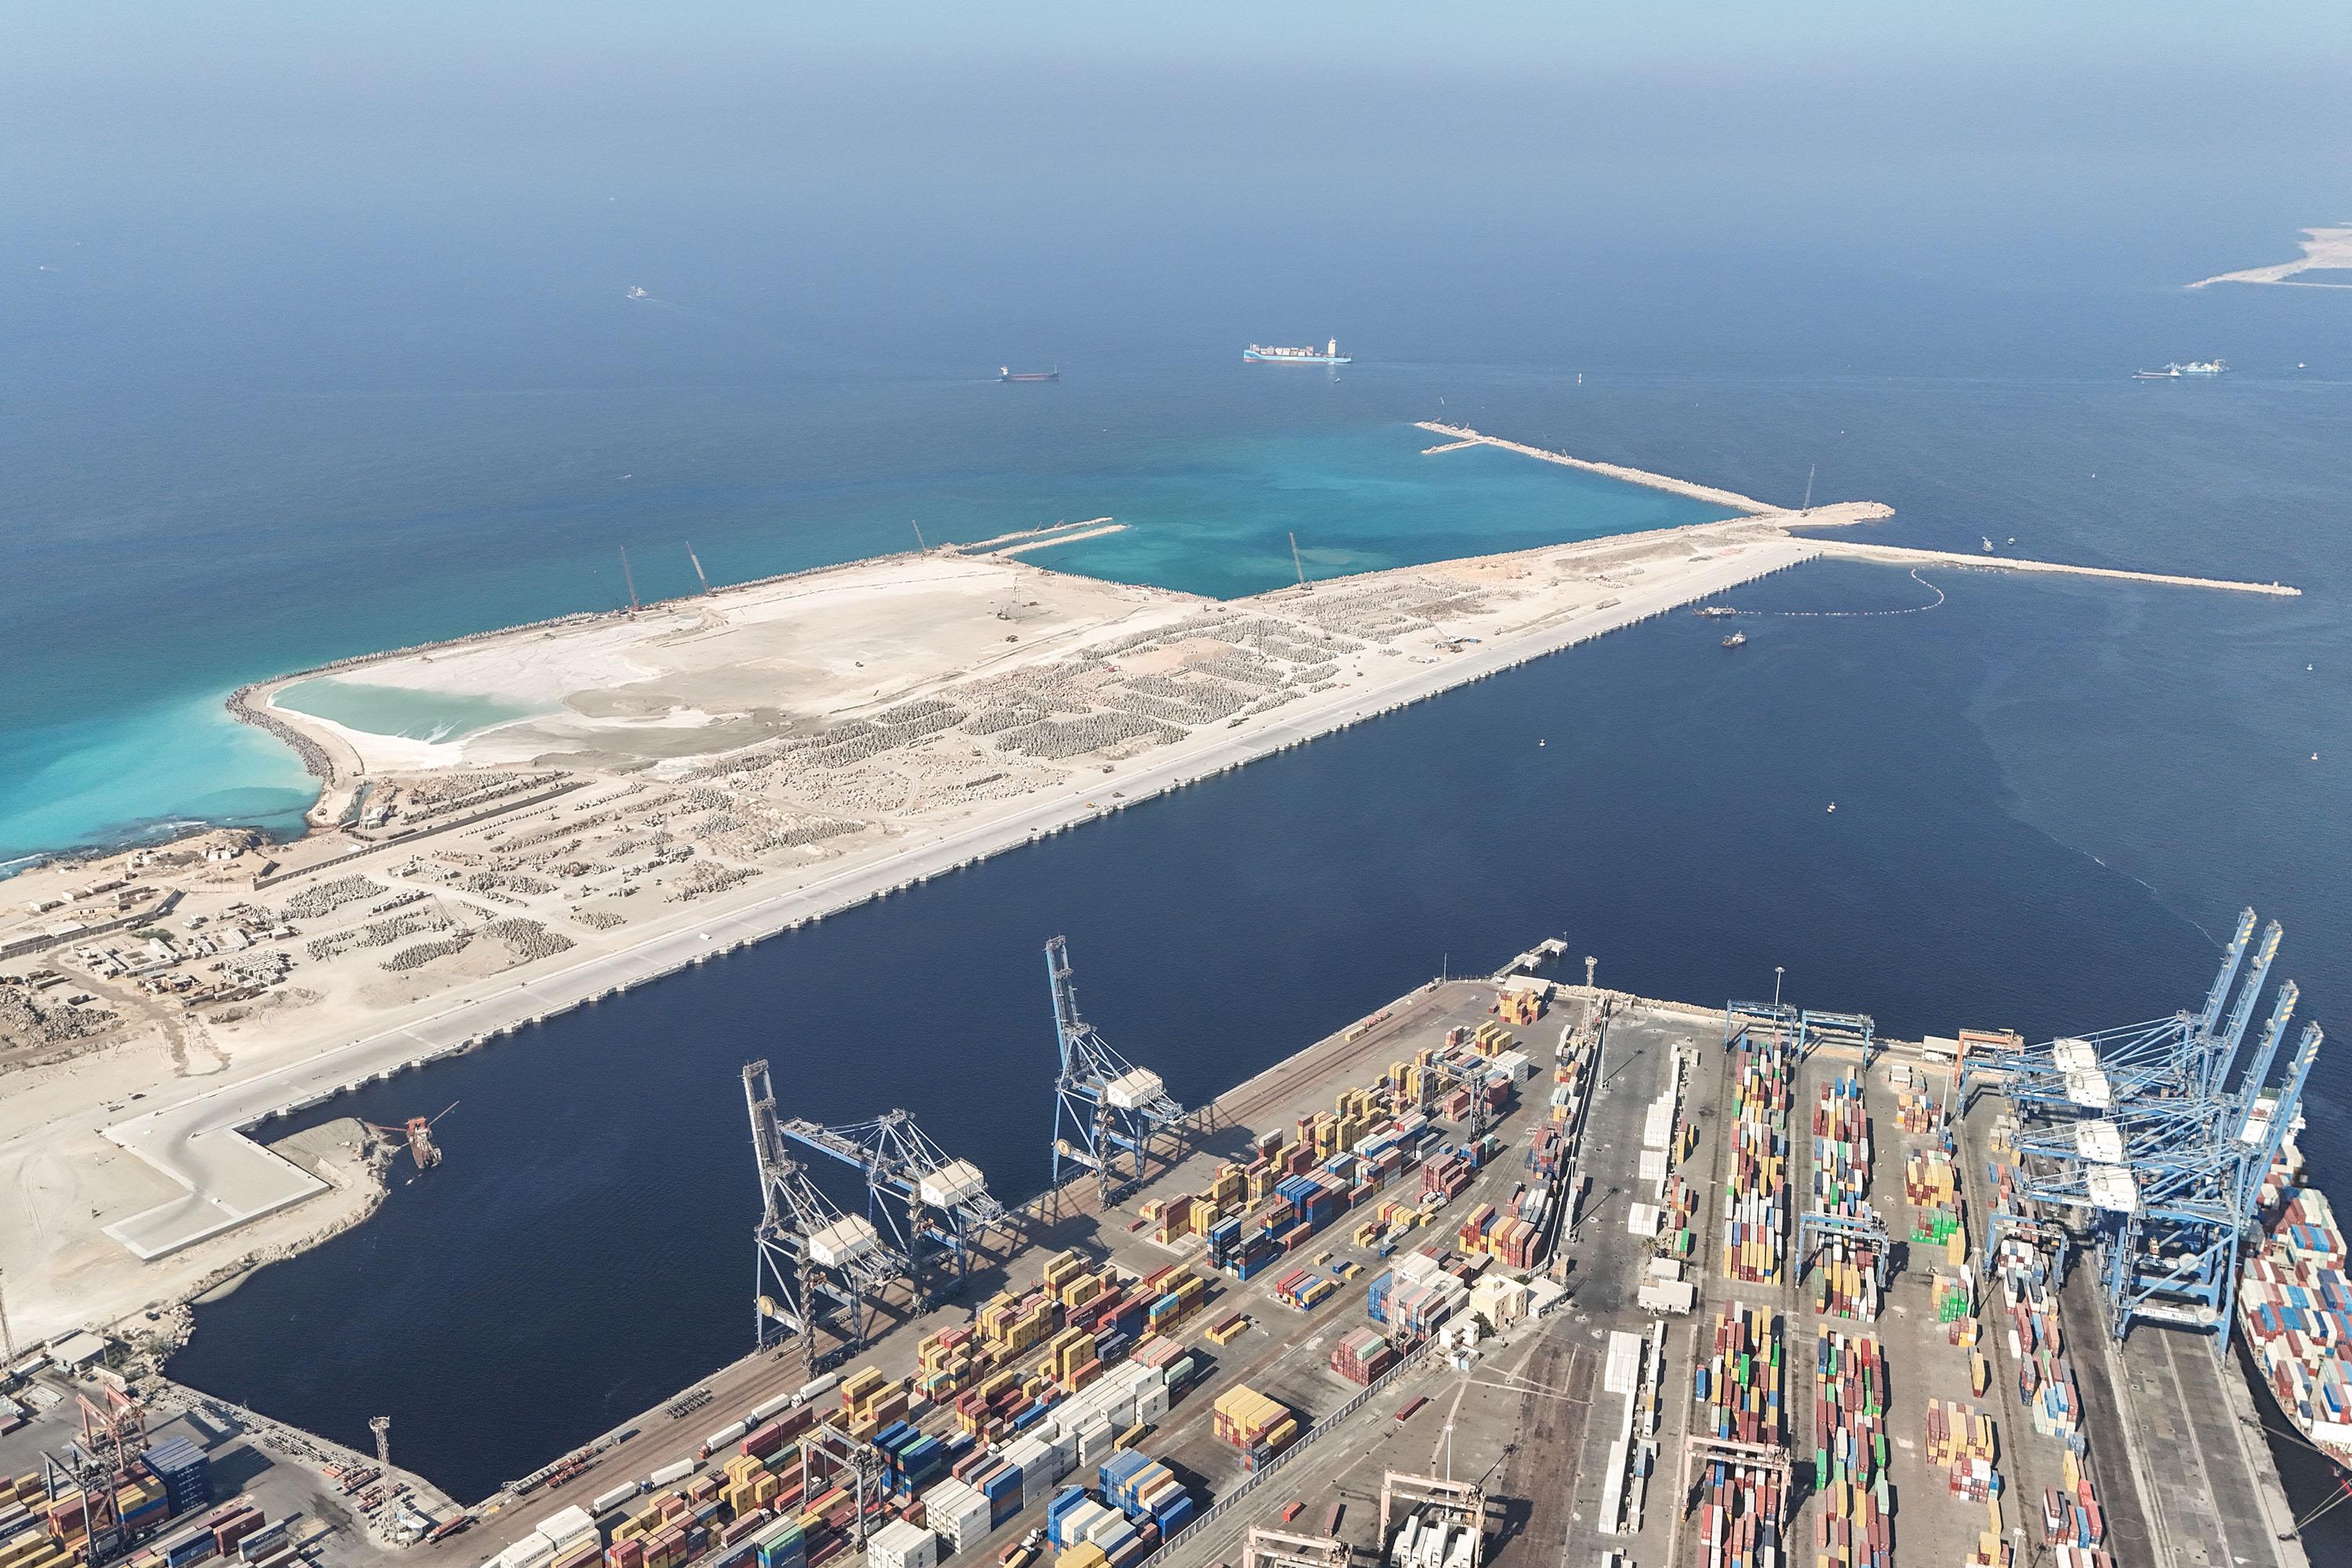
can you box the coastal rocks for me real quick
[225,684,333,782]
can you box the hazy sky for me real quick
[7,3,2347,390]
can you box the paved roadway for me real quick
[91,535,1826,1261]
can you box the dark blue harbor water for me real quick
[9,6,2350,1544]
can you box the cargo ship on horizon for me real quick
[999,366,1059,383]
[1245,339,1351,365]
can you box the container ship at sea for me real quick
[1243,338,1351,365]
[2238,1109,2352,1474]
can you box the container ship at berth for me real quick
[2238,1106,2352,1475]
[1244,339,1351,365]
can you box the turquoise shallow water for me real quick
[1030,425,1731,597]
[0,410,1724,843]
[273,678,548,746]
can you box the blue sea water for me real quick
[6,16,2351,1538]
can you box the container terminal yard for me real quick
[4,921,2331,1568]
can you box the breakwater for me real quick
[1415,421,1792,514]
[1816,539,2303,596]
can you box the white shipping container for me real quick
[535,1506,598,1552]
[1046,1421,1078,1472]
[499,1538,555,1568]
[648,1459,697,1487]
[703,1421,747,1452]
[591,1484,642,1516]
[1000,1436,1054,1489]
[750,1392,796,1423]
[797,1372,841,1403]
[1075,1417,1117,1467]
[867,1520,938,1568]
[920,1479,990,1557]
[1134,1385,1171,1423]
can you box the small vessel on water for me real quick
[1245,339,1352,365]
[1693,605,1737,619]
[2134,359,2227,379]
[999,366,1059,383]
[1722,631,1747,648]
[626,286,648,300]
[2238,1117,2352,1476]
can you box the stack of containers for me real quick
[1926,1399,2000,1502]
[1209,1387,1295,1457]
[750,1517,805,1568]
[1809,1329,1891,1568]
[1097,1453,1192,1537]
[1271,1269,1319,1310]
[1807,1073,1878,1321]
[978,1462,1022,1531]
[1907,1146,1965,1254]
[139,1441,212,1518]
[1692,1302,1782,1449]
[1421,1152,1475,1201]
[1689,1304,1788,1566]
[865,1519,936,1568]
[1657,1174,1700,1261]
[1690,1459,1782,1568]
[1368,1253,1468,1338]
[1330,1327,1396,1386]
[1043,1489,1091,1549]
[1722,1038,1789,1286]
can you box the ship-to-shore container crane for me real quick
[1046,935,1188,1208]
[777,1109,1011,1309]
[1962,909,2327,1352]
[742,1061,909,1378]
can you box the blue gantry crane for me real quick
[742,1060,909,1377]
[1046,935,1188,1207]
[777,1109,1011,1310]
[1966,909,2327,1352]
[1723,1000,1798,1051]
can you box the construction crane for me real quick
[776,1110,1010,1309]
[364,1102,459,1172]
[0,1267,17,1385]
[742,1062,909,1378]
[1045,936,1187,1208]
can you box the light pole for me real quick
[1773,966,1784,1007]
